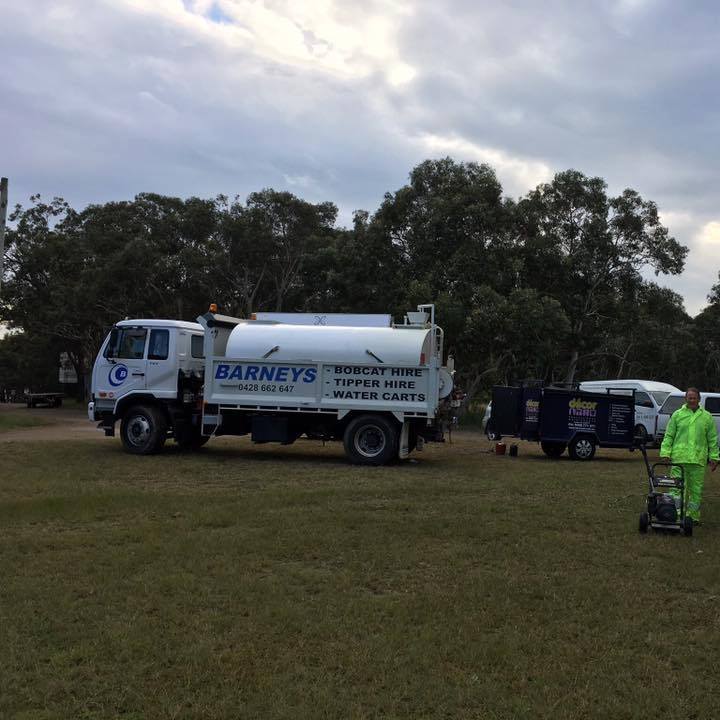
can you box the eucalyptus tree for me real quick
[516,170,687,383]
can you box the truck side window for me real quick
[148,329,169,360]
[191,335,204,359]
[705,397,720,414]
[635,391,654,408]
[118,329,147,360]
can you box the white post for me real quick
[0,177,8,294]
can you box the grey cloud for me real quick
[1,0,718,314]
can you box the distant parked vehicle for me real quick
[25,391,64,408]
[578,379,680,444]
[654,392,720,444]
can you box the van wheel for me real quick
[343,415,398,465]
[568,435,596,461]
[485,419,502,442]
[634,424,648,444]
[121,405,167,455]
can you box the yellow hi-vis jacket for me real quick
[660,404,720,465]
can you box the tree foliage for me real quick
[1,157,714,402]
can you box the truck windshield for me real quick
[104,328,147,360]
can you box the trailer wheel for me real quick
[120,405,167,455]
[639,512,649,533]
[343,415,398,466]
[683,517,694,537]
[568,435,596,461]
[541,441,566,458]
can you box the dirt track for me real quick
[0,403,100,443]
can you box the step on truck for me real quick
[88,304,454,465]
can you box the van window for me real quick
[651,391,671,406]
[635,391,654,409]
[705,397,720,414]
[191,335,204,359]
[148,329,169,360]
[660,396,684,415]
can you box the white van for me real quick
[654,391,720,444]
[577,379,681,443]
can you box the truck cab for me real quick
[89,319,205,451]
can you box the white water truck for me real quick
[88,304,454,465]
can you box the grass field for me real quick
[0,412,51,432]
[2,433,720,719]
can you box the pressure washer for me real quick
[638,443,693,536]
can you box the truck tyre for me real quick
[343,414,398,466]
[568,435,596,461]
[541,441,566,458]
[120,405,167,455]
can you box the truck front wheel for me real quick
[343,415,398,466]
[120,405,167,455]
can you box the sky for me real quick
[1,0,719,316]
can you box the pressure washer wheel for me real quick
[638,511,649,534]
[683,517,694,537]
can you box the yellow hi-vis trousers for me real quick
[669,463,706,522]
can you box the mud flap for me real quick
[399,421,410,460]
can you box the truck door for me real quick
[95,327,148,402]
[144,328,177,398]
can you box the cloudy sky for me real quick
[2,0,719,315]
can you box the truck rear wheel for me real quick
[343,415,398,466]
[120,405,167,455]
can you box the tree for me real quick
[517,170,687,383]
[245,189,337,312]
[455,286,570,402]
[371,158,516,302]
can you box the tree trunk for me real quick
[564,348,579,386]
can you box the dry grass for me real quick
[1,432,719,719]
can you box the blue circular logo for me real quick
[108,364,129,387]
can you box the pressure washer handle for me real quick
[638,442,653,477]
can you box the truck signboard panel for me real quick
[210,361,431,412]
